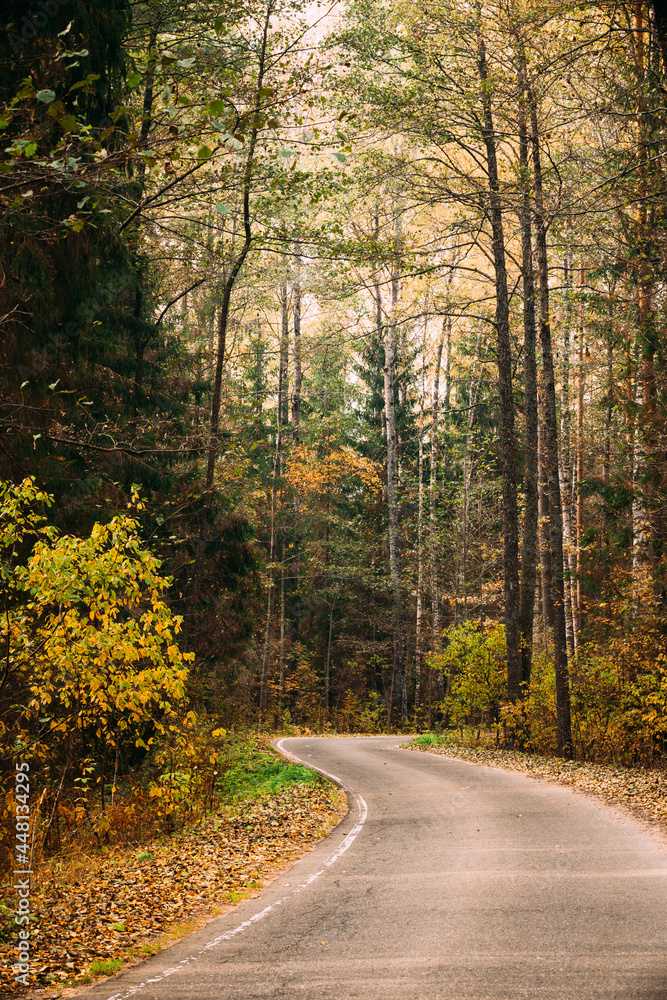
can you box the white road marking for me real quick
[103,740,367,1000]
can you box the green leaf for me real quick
[331,152,347,163]
[197,145,213,161]
[208,99,227,116]
[24,143,37,157]
[177,57,195,68]
[60,115,77,133]
[215,203,230,215]
[279,148,294,158]
[126,71,143,89]
[36,90,56,104]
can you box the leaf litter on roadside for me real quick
[408,740,667,827]
[0,780,346,997]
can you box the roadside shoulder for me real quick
[404,740,667,835]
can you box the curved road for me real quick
[81,736,667,1000]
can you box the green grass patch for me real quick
[89,958,123,977]
[412,732,451,747]
[215,734,319,803]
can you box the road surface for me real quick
[79,736,667,1000]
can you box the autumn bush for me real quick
[429,620,507,734]
[0,478,197,872]
[428,619,667,766]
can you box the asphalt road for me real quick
[80,736,667,1000]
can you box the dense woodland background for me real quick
[2,0,667,865]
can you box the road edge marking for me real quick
[101,740,367,1000]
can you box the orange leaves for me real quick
[0,782,346,993]
[285,445,381,503]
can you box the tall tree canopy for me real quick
[3,0,667,869]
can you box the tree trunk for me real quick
[517,46,539,692]
[206,0,273,488]
[559,254,577,658]
[291,277,302,442]
[537,411,554,639]
[603,298,613,547]
[462,327,482,621]
[280,282,290,427]
[415,336,426,711]
[325,604,333,711]
[443,315,452,413]
[138,29,158,154]
[430,319,446,665]
[260,275,289,715]
[278,283,289,701]
[631,3,654,611]
[384,257,406,725]
[477,18,522,700]
[290,271,303,637]
[529,90,572,756]
[279,550,287,700]
[576,267,584,635]
[259,377,282,716]
[633,373,651,604]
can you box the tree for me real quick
[1,478,193,784]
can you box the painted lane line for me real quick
[103,742,366,1000]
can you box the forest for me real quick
[2,0,667,892]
